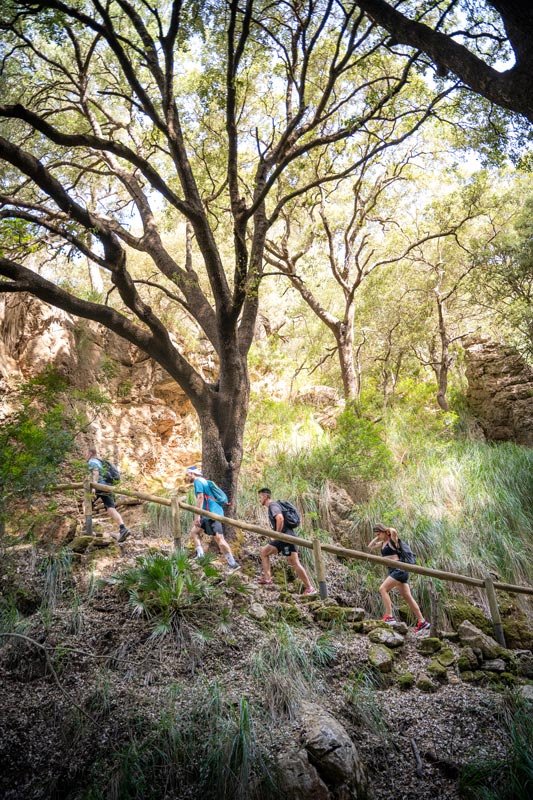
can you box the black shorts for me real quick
[200,518,223,537]
[272,539,297,557]
[388,567,409,583]
[96,488,115,509]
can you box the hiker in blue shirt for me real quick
[87,448,131,542]
[185,466,240,572]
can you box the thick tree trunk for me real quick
[196,351,250,518]
[336,304,360,400]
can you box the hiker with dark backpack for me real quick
[185,466,240,572]
[257,488,316,595]
[367,523,429,633]
[87,448,131,542]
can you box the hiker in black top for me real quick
[367,523,429,633]
[257,488,316,595]
[87,448,131,542]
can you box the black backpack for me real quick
[278,500,301,529]
[101,459,120,485]
[397,539,416,564]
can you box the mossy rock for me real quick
[437,648,456,667]
[500,672,518,686]
[501,617,533,650]
[416,637,442,655]
[416,675,438,693]
[461,670,485,684]
[313,606,364,624]
[427,659,448,682]
[273,602,306,625]
[446,598,492,636]
[459,646,479,670]
[278,590,296,604]
[457,656,472,672]
[69,535,114,553]
[348,622,364,634]
[368,643,394,673]
[88,542,121,560]
[396,672,415,690]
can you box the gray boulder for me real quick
[277,749,330,800]
[368,643,394,673]
[457,620,501,659]
[481,659,506,673]
[368,627,405,648]
[299,701,368,797]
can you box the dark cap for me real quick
[372,523,388,533]
[258,487,272,496]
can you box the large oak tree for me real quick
[0,0,453,500]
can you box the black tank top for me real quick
[381,541,399,558]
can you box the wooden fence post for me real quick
[313,537,328,600]
[484,573,506,647]
[83,478,93,536]
[429,580,440,638]
[171,495,182,551]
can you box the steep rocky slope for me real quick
[1,520,531,800]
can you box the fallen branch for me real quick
[410,737,424,778]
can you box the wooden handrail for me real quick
[49,481,533,597]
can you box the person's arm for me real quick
[194,491,205,526]
[367,536,381,549]
[274,512,284,533]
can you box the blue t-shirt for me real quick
[88,457,103,480]
[193,476,224,516]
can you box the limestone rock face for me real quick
[0,295,202,488]
[464,337,533,445]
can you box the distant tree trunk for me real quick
[434,291,451,411]
[337,314,359,401]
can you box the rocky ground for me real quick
[1,502,532,800]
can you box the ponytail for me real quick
[388,527,399,548]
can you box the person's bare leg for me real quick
[397,582,424,622]
[189,523,204,555]
[379,576,400,617]
[213,533,238,566]
[106,507,124,526]
[260,545,277,580]
[287,553,314,590]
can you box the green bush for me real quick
[0,368,77,528]
[109,550,223,642]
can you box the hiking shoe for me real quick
[227,563,241,573]
[303,586,317,596]
[382,615,395,624]
[117,527,131,543]
[258,576,273,585]
[413,619,430,633]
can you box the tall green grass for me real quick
[359,441,533,585]
[459,691,533,800]
[83,682,279,800]
[245,389,533,587]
